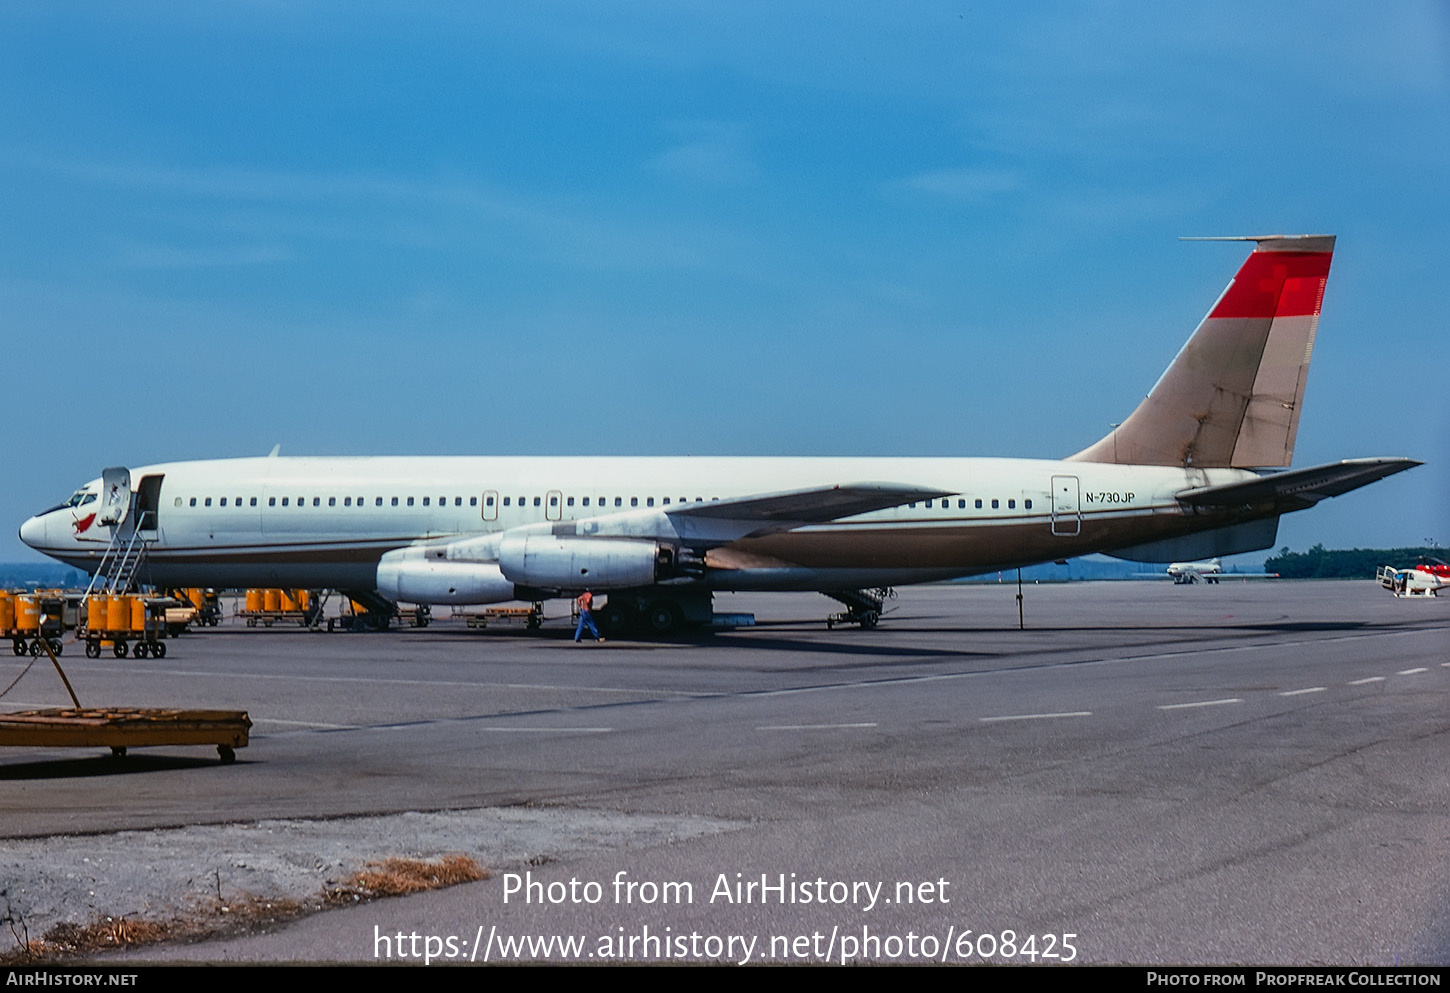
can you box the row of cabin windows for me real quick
[909,498,1033,511]
[178,495,482,508]
[173,494,1032,512]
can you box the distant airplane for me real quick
[19,235,1419,633]
[1167,559,1223,584]
[1160,558,1278,584]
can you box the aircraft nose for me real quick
[19,513,48,550]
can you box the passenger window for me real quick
[991,499,999,509]
[503,497,510,506]
[567,497,574,507]
[582,497,589,506]
[615,497,623,507]
[344,497,351,506]
[282,498,289,506]
[1008,499,1015,509]
[1025,499,1033,509]
[269,497,276,507]
[330,497,337,507]
[549,495,558,507]
[533,496,541,507]
[391,497,398,506]
[423,497,430,506]
[958,499,965,509]
[470,496,477,506]
[220,498,227,507]
[662,497,670,505]
[189,497,197,507]
[250,497,257,507]
[174,497,182,507]
[975,499,983,509]
[630,497,638,507]
[313,497,320,507]
[407,497,415,506]
[455,497,463,507]
[205,497,212,507]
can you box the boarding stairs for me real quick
[83,519,152,598]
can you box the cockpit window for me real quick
[64,489,95,508]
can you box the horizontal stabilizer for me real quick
[1176,458,1421,511]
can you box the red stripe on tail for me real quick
[1209,250,1332,319]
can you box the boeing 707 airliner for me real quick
[19,236,1418,632]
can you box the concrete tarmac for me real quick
[2,581,1446,964]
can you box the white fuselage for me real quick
[21,455,1261,595]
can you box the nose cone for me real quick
[19,513,49,551]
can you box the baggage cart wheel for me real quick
[133,642,147,659]
[86,640,101,658]
[154,641,167,658]
[114,641,128,658]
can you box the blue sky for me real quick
[3,1,1447,562]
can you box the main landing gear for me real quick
[825,588,894,629]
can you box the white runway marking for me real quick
[1279,687,1325,696]
[480,726,614,733]
[757,722,878,731]
[979,711,1091,723]
[1349,677,1385,685]
[1158,698,1241,710]
[252,718,358,730]
[1397,667,1428,675]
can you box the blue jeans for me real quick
[574,610,601,641]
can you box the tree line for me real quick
[1263,545,1444,579]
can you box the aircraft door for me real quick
[135,474,165,535]
[99,467,131,526]
[545,490,563,522]
[481,490,498,522]
[1050,474,1080,536]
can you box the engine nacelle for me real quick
[376,552,517,605]
[497,535,666,590]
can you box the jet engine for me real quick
[376,555,516,605]
[497,535,670,589]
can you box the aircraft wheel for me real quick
[645,599,683,635]
[114,641,128,658]
[859,610,879,629]
[597,603,635,638]
[154,641,167,658]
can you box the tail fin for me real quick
[1070,235,1334,468]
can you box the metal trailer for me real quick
[80,597,171,658]
[0,708,251,763]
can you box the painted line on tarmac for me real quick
[1279,687,1325,697]
[1349,676,1385,685]
[979,711,1091,723]
[1158,698,1241,710]
[757,722,879,731]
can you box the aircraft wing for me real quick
[667,482,949,524]
[554,482,954,547]
[1176,458,1421,512]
